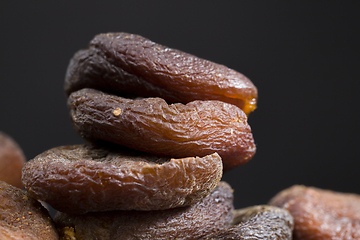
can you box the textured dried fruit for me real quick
[0,180,58,239]
[54,182,233,240]
[269,185,360,239]
[21,143,223,214]
[68,88,255,171]
[200,205,294,240]
[64,32,257,115]
[0,131,26,188]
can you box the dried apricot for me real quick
[64,32,257,115]
[54,182,233,240]
[0,131,26,188]
[200,205,294,240]
[68,88,256,171]
[269,185,360,239]
[21,143,222,214]
[0,180,58,239]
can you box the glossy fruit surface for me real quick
[22,144,222,214]
[68,88,255,171]
[65,32,257,115]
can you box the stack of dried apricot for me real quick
[2,32,360,239]
[18,32,293,239]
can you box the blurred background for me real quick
[1,1,359,214]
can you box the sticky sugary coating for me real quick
[200,205,294,240]
[65,32,257,115]
[54,182,233,240]
[0,131,26,188]
[269,185,360,239]
[22,144,223,214]
[68,88,255,171]
[0,180,58,239]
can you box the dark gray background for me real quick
[1,1,359,213]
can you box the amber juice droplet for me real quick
[113,108,122,116]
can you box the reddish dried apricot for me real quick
[68,88,256,171]
[64,32,257,115]
[21,144,223,214]
[54,182,233,240]
[0,180,58,239]
[200,205,294,240]
[0,131,26,188]
[269,185,360,239]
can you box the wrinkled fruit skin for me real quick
[21,144,223,214]
[200,205,294,240]
[54,182,233,240]
[269,185,360,239]
[64,32,257,115]
[64,32,257,171]
[0,131,26,188]
[0,180,58,240]
[68,88,256,171]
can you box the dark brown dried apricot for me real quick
[21,143,222,214]
[0,180,58,239]
[54,182,233,240]
[269,185,360,239]
[200,205,294,240]
[64,32,257,115]
[68,88,256,171]
[0,131,26,188]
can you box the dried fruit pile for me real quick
[3,32,358,239]
[19,32,294,239]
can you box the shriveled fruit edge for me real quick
[64,32,258,115]
[21,146,223,214]
[54,181,234,240]
[199,205,294,240]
